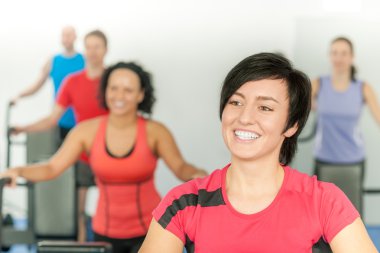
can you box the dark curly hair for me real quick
[99,62,156,115]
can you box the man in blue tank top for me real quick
[11,26,85,140]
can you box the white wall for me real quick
[1,0,380,223]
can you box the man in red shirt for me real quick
[13,30,109,242]
[13,30,108,133]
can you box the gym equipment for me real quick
[315,161,364,214]
[32,162,76,238]
[2,102,77,249]
[37,241,112,253]
[0,177,12,250]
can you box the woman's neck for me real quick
[108,113,138,129]
[332,70,351,84]
[227,157,284,195]
[225,157,285,214]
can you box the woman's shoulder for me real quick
[144,117,165,128]
[162,168,224,203]
[71,116,104,138]
[144,118,172,137]
[153,168,223,228]
[288,166,361,243]
[76,116,103,130]
[312,75,329,82]
[311,76,329,97]
[285,166,332,192]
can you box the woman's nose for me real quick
[238,105,255,126]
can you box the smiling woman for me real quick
[221,79,297,165]
[0,61,207,253]
[311,37,380,215]
[138,53,378,253]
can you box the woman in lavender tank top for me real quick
[311,37,380,215]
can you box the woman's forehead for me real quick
[234,79,288,100]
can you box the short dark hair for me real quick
[219,53,311,165]
[99,62,156,115]
[331,36,356,81]
[85,29,108,48]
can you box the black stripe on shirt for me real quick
[185,234,195,253]
[158,188,225,228]
[312,237,332,252]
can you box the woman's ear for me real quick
[284,123,298,138]
[138,89,145,103]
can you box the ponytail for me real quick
[351,65,356,81]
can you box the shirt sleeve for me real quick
[319,183,360,243]
[56,75,72,108]
[152,183,196,244]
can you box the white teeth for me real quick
[114,101,125,108]
[234,130,259,140]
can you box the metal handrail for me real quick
[364,189,380,194]
[6,102,26,168]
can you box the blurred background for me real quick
[1,0,380,240]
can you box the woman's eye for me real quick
[259,106,273,111]
[228,100,241,106]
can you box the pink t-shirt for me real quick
[153,164,359,253]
